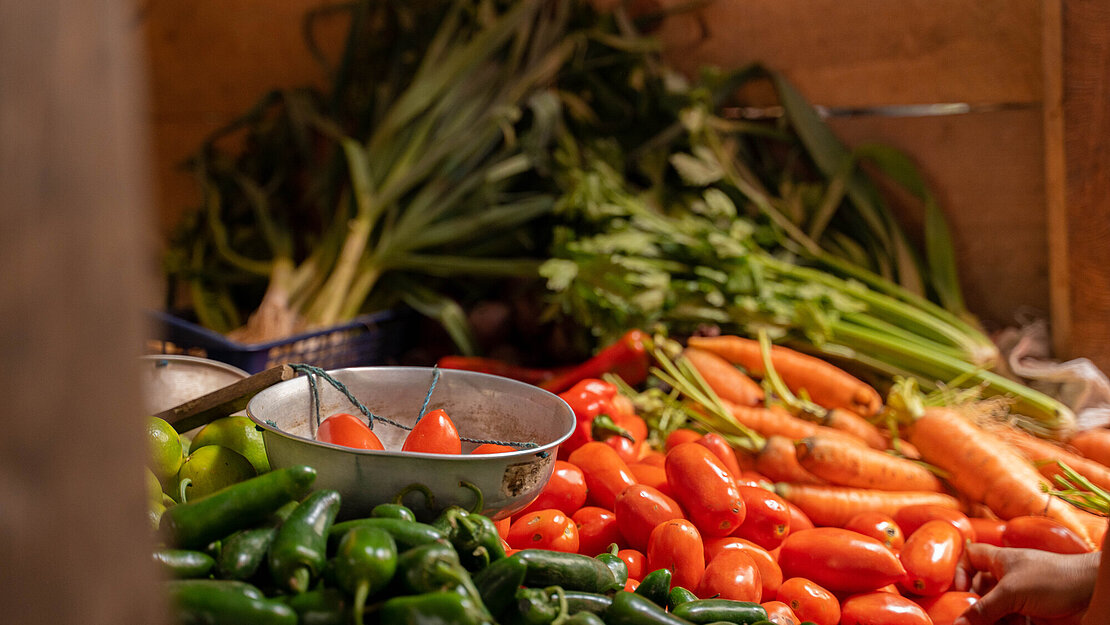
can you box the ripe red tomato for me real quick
[572,506,622,556]
[614,484,686,552]
[604,435,640,465]
[733,484,791,550]
[912,591,979,625]
[665,428,702,451]
[785,501,815,532]
[495,516,511,541]
[618,548,647,582]
[647,519,705,592]
[628,463,676,499]
[471,443,516,454]
[777,528,905,594]
[898,520,963,596]
[761,599,800,625]
[893,504,976,544]
[567,441,637,510]
[844,511,905,552]
[697,549,762,602]
[967,517,1005,547]
[665,442,746,538]
[704,537,782,599]
[506,508,579,553]
[518,460,588,517]
[696,432,744,478]
[1002,515,1092,554]
[316,413,384,450]
[401,408,461,454]
[775,577,840,625]
[637,450,667,468]
[839,591,932,625]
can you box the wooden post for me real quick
[0,0,167,622]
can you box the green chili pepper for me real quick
[507,586,567,625]
[166,579,296,625]
[564,612,607,625]
[371,502,416,522]
[472,550,528,619]
[667,587,699,611]
[606,590,696,625]
[283,588,348,625]
[562,591,613,615]
[153,548,215,579]
[269,489,341,594]
[160,465,316,550]
[595,544,628,589]
[327,518,445,552]
[378,590,493,625]
[670,599,767,624]
[634,568,673,607]
[334,525,397,625]
[512,549,620,593]
[396,540,492,618]
[216,501,297,581]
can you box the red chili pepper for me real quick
[557,379,633,460]
[435,355,564,385]
[539,329,651,394]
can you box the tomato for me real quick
[733,484,791,550]
[624,578,640,592]
[738,470,771,487]
[518,460,588,517]
[628,463,676,499]
[967,517,1005,546]
[316,413,384,450]
[785,501,815,532]
[666,428,702,451]
[893,504,976,544]
[567,441,637,510]
[613,484,685,552]
[611,409,649,460]
[506,508,579,553]
[777,528,905,594]
[665,442,747,538]
[697,432,744,478]
[704,537,782,599]
[572,506,622,556]
[401,408,461,454]
[776,577,840,625]
[495,516,511,541]
[618,548,647,582]
[898,520,963,596]
[761,599,800,625]
[638,450,667,468]
[647,519,705,592]
[844,512,905,552]
[1002,515,1092,554]
[605,435,640,465]
[471,443,516,454]
[839,591,932,625]
[912,591,978,625]
[697,549,762,602]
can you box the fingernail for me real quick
[953,618,969,625]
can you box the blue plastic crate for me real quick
[147,308,415,374]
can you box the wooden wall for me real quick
[138,0,1110,370]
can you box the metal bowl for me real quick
[139,354,249,414]
[246,366,575,520]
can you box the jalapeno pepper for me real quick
[334,525,397,625]
[268,489,341,594]
[635,568,673,607]
[216,501,297,581]
[564,612,607,625]
[435,483,508,570]
[667,587,699,611]
[379,590,493,625]
[472,551,528,619]
[396,541,491,618]
[605,590,695,625]
[562,591,613,615]
[161,465,316,550]
[540,329,651,394]
[371,502,416,522]
[511,549,620,593]
[166,579,297,625]
[153,548,215,579]
[507,586,568,625]
[596,544,629,589]
[283,588,348,625]
[327,517,444,552]
[670,598,767,624]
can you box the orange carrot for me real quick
[795,436,945,493]
[723,399,867,447]
[822,408,889,450]
[687,335,883,416]
[682,345,764,407]
[987,423,1110,493]
[755,436,827,485]
[907,407,1096,547]
[1069,428,1110,468]
[774,483,960,528]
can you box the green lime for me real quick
[147,417,184,486]
[174,444,257,502]
[148,500,166,531]
[145,467,164,503]
[190,415,270,474]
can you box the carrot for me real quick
[1069,428,1110,468]
[987,422,1110,493]
[774,483,961,528]
[822,408,889,450]
[682,345,764,407]
[795,435,945,493]
[906,407,1096,547]
[687,335,883,416]
[723,399,867,447]
[755,436,826,485]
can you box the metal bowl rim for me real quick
[140,353,250,378]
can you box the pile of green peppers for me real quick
[154,465,799,625]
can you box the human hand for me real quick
[953,543,1100,625]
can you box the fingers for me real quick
[963,542,1004,575]
[954,585,1018,625]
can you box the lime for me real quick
[174,444,257,502]
[146,417,184,486]
[190,415,270,474]
[145,467,164,503]
[148,500,166,531]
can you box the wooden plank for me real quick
[1,0,166,621]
